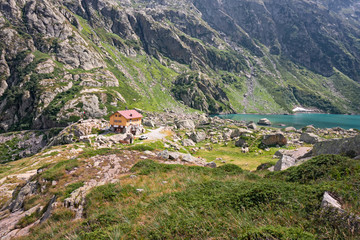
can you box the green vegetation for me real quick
[63,181,84,200]
[41,158,79,181]
[43,82,83,123]
[22,155,360,239]
[127,140,165,152]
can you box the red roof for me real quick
[116,110,143,119]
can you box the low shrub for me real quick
[269,155,359,184]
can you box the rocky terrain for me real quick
[0,113,359,239]
[1,0,360,132]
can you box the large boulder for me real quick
[300,133,320,144]
[262,134,287,146]
[303,125,316,133]
[321,192,342,210]
[273,147,312,159]
[205,161,217,168]
[198,114,210,125]
[247,122,257,130]
[143,119,155,127]
[157,150,170,159]
[274,155,296,171]
[235,138,248,147]
[47,119,108,147]
[230,128,252,138]
[311,135,360,158]
[182,139,196,147]
[222,129,233,141]
[189,131,207,143]
[284,127,296,132]
[175,119,195,130]
[168,152,181,160]
[258,118,271,126]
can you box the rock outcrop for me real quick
[274,155,296,171]
[262,133,287,146]
[258,118,271,126]
[1,0,360,132]
[189,131,207,143]
[175,120,195,130]
[311,135,360,158]
[300,133,320,144]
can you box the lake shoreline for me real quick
[214,113,360,130]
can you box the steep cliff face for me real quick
[1,0,360,132]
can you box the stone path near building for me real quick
[145,127,168,141]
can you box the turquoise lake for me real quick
[216,113,360,130]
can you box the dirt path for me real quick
[145,127,168,141]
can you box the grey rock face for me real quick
[258,118,271,126]
[274,155,296,171]
[300,133,320,144]
[321,192,342,210]
[0,131,52,163]
[262,134,287,146]
[8,181,38,213]
[40,195,57,223]
[168,152,181,160]
[230,128,252,138]
[247,122,257,130]
[311,135,360,157]
[143,120,155,127]
[273,147,312,160]
[175,120,195,130]
[182,139,196,147]
[205,161,217,168]
[198,114,210,125]
[158,150,170,159]
[284,127,296,132]
[47,119,108,147]
[189,131,207,143]
[235,138,247,147]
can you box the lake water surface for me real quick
[216,113,360,130]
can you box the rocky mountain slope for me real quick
[0,114,359,239]
[1,0,360,132]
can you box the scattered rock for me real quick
[40,195,57,223]
[198,115,210,125]
[157,150,169,159]
[241,147,249,153]
[273,147,312,160]
[247,122,257,130]
[168,152,181,160]
[230,128,252,138]
[189,131,207,143]
[143,119,155,127]
[311,135,360,157]
[274,155,296,171]
[284,127,296,132]
[205,161,217,168]
[8,181,38,213]
[262,134,287,146]
[321,192,342,210]
[300,133,320,144]
[258,118,271,126]
[303,125,315,133]
[235,138,247,147]
[175,119,195,130]
[182,139,196,147]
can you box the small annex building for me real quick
[109,109,143,134]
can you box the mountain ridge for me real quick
[1,0,360,132]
